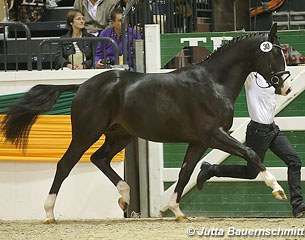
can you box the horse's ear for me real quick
[268,23,278,42]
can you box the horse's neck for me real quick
[201,57,252,101]
[200,36,263,101]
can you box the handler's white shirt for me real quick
[245,72,276,124]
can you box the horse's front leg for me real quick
[168,143,207,221]
[259,170,287,200]
[212,127,287,200]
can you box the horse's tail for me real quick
[1,84,80,149]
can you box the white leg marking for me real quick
[116,181,130,204]
[44,194,57,222]
[259,170,283,192]
[168,192,185,219]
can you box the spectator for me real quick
[73,0,119,35]
[115,0,149,38]
[95,8,141,69]
[54,9,96,70]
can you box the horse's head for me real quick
[255,23,291,96]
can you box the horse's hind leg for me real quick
[169,143,207,221]
[90,131,133,212]
[43,140,91,224]
[43,90,115,223]
[211,127,287,200]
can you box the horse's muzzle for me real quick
[273,70,292,96]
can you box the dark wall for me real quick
[249,0,305,11]
[213,0,250,31]
[57,0,74,7]
[251,12,273,31]
[250,0,305,31]
[277,0,305,11]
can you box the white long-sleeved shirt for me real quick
[245,72,276,124]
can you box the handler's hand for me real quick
[74,64,84,70]
[95,60,104,69]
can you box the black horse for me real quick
[1,24,291,222]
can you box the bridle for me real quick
[255,43,291,90]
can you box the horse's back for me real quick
[70,68,232,143]
[70,70,145,123]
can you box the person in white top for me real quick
[197,72,305,218]
[74,0,119,35]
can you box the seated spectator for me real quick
[73,0,119,36]
[115,0,148,37]
[95,8,141,69]
[54,9,96,70]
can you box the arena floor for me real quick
[1,217,304,240]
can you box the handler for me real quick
[197,72,305,218]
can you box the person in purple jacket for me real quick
[95,8,141,69]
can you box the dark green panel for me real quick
[277,91,305,116]
[163,144,213,168]
[233,87,248,117]
[163,143,188,168]
[160,30,305,67]
[163,181,299,217]
[161,32,242,67]
[0,93,22,113]
[278,31,305,56]
[0,92,75,115]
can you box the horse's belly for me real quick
[116,94,216,143]
[118,117,201,143]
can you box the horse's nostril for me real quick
[286,88,291,95]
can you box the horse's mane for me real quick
[198,32,265,64]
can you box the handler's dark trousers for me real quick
[213,120,304,208]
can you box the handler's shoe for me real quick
[197,162,215,190]
[293,202,305,218]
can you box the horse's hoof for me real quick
[43,218,57,224]
[118,197,128,212]
[175,215,189,222]
[272,190,287,200]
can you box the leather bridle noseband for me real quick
[255,44,291,90]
